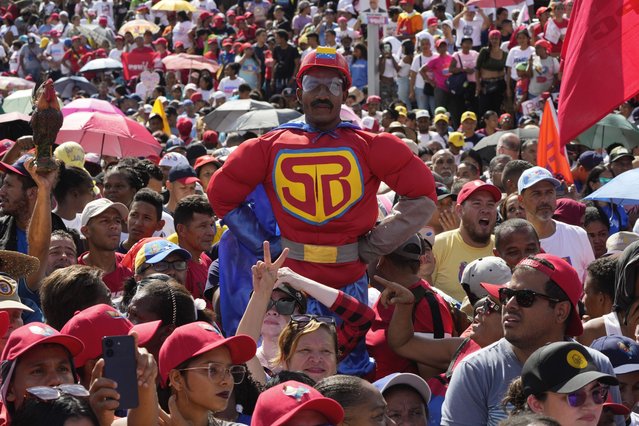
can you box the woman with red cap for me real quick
[158,322,257,426]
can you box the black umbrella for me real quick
[0,112,32,141]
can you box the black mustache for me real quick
[311,99,333,108]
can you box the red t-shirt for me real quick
[186,253,212,306]
[78,252,133,296]
[366,279,455,380]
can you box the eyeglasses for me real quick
[143,260,188,273]
[498,287,561,308]
[476,298,501,315]
[566,385,609,408]
[267,297,297,315]
[26,385,90,401]
[301,75,344,97]
[290,314,336,326]
[179,362,247,384]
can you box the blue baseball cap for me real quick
[166,137,186,152]
[517,166,561,194]
[590,335,639,375]
[168,163,199,184]
[0,154,33,177]
[577,151,604,170]
[134,239,191,273]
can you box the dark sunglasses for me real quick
[267,297,297,315]
[291,314,336,326]
[26,385,90,401]
[566,385,608,408]
[476,298,501,315]
[498,287,561,308]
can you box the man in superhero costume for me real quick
[208,47,437,376]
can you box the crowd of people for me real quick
[0,0,639,425]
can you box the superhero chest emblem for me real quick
[273,148,364,225]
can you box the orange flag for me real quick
[537,99,573,184]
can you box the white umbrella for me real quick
[80,58,123,73]
[204,99,273,131]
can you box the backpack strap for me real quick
[411,285,445,339]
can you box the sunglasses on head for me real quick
[267,297,297,315]
[26,385,90,402]
[565,385,609,408]
[291,314,336,326]
[498,287,561,308]
[476,298,501,315]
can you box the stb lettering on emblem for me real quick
[273,148,364,225]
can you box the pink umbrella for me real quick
[162,53,220,73]
[56,111,161,158]
[61,98,126,117]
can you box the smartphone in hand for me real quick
[102,335,140,410]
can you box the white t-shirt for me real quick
[528,55,559,96]
[172,20,194,49]
[410,52,436,88]
[109,48,124,62]
[218,76,247,99]
[455,16,483,47]
[505,45,534,80]
[539,219,595,283]
[62,213,83,234]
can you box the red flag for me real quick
[538,100,573,185]
[558,0,639,146]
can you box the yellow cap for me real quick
[54,142,85,168]
[448,132,465,148]
[40,37,49,49]
[395,105,407,117]
[461,111,477,122]
[434,113,449,124]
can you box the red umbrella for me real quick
[55,111,161,158]
[61,98,125,117]
[466,0,522,7]
[162,53,220,73]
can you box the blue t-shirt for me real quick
[350,58,368,90]
[16,227,28,254]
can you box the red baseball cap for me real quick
[456,180,501,205]
[194,154,222,171]
[536,6,549,16]
[222,38,233,46]
[152,37,167,45]
[252,380,345,426]
[158,322,256,384]
[202,130,219,146]
[482,253,584,336]
[130,320,163,348]
[226,9,236,16]
[174,41,184,48]
[190,92,203,103]
[535,39,552,53]
[1,322,83,362]
[61,304,133,367]
[199,11,212,20]
[427,17,438,26]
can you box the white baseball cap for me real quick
[374,373,431,404]
[461,256,511,301]
[517,166,561,194]
[81,198,129,227]
[159,152,189,168]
